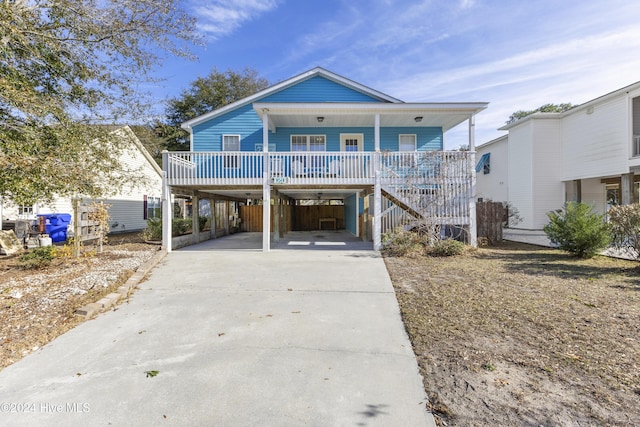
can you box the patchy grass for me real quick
[385,241,640,427]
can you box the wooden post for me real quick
[192,194,199,243]
[73,198,80,257]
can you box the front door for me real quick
[340,133,364,152]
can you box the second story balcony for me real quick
[163,150,474,188]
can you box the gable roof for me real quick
[181,67,402,130]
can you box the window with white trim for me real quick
[17,205,34,218]
[222,134,241,151]
[291,135,326,172]
[291,135,326,152]
[222,134,241,168]
[144,196,161,220]
[399,134,417,151]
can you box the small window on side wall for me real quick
[399,134,417,151]
[222,135,241,168]
[222,135,241,151]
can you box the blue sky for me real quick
[151,0,640,149]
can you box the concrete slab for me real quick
[0,233,434,426]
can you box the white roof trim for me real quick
[116,126,162,177]
[181,67,403,131]
[500,79,640,131]
[253,102,488,114]
[477,134,508,149]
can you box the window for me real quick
[222,135,240,151]
[475,153,491,175]
[344,139,358,152]
[399,134,417,151]
[222,134,240,168]
[290,135,326,151]
[144,196,161,220]
[18,205,34,217]
[291,135,326,173]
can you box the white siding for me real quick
[580,178,607,215]
[507,122,535,229]
[476,136,508,202]
[562,95,629,180]
[2,127,162,233]
[531,119,564,229]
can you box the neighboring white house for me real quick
[477,80,640,230]
[1,126,162,234]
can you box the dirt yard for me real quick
[0,232,159,370]
[385,241,640,427]
[2,234,639,426]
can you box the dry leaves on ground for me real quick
[0,235,159,370]
[385,241,640,427]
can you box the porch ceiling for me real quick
[253,102,488,132]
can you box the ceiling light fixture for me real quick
[317,117,324,123]
[414,116,423,123]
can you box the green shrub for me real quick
[381,228,424,256]
[198,216,208,231]
[608,203,640,259]
[429,239,466,257]
[172,218,192,236]
[543,202,611,258]
[141,218,162,241]
[18,246,56,269]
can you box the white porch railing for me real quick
[164,151,376,186]
[164,151,472,187]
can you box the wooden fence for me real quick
[239,204,344,232]
[476,201,505,243]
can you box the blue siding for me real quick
[192,104,263,151]
[262,76,383,103]
[344,193,358,235]
[190,75,443,152]
[380,127,442,151]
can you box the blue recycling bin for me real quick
[37,213,72,243]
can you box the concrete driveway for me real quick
[0,232,435,426]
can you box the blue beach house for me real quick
[162,67,487,251]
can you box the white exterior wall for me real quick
[531,119,564,229]
[476,136,508,203]
[579,178,607,215]
[561,95,629,180]
[507,122,535,229]
[1,127,162,233]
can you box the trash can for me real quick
[37,213,72,243]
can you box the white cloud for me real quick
[190,0,281,39]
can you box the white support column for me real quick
[373,113,382,250]
[621,173,635,205]
[262,112,269,153]
[161,170,173,253]
[468,115,478,247]
[262,111,271,251]
[374,113,380,152]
